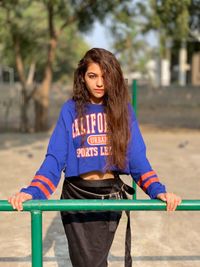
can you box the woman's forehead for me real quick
[86,62,103,74]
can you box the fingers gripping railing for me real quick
[0,199,200,267]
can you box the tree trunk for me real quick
[20,87,29,132]
[34,78,50,132]
[34,44,56,131]
[12,35,31,132]
[34,100,49,131]
[33,45,56,131]
[34,2,58,132]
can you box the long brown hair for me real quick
[73,48,130,170]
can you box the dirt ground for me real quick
[0,125,200,267]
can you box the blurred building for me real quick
[0,65,14,84]
[192,51,200,85]
[171,41,200,86]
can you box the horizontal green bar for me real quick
[0,199,200,211]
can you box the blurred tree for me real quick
[109,2,145,73]
[188,0,200,41]
[0,0,129,132]
[53,27,88,83]
[135,0,200,86]
[141,0,191,57]
[108,1,155,82]
[108,0,200,85]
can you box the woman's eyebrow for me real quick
[87,72,97,74]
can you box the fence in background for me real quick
[1,82,200,131]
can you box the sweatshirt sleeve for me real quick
[128,106,166,199]
[20,105,69,199]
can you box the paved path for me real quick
[0,128,200,266]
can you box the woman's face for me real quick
[84,62,105,104]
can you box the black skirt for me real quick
[60,175,133,267]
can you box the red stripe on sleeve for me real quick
[34,175,56,192]
[30,182,50,198]
[141,171,156,180]
[142,177,160,191]
[137,170,157,187]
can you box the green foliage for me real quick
[70,0,130,32]
[53,26,89,83]
[0,1,50,76]
[108,1,153,75]
[188,0,200,40]
[136,0,199,58]
[140,0,200,42]
[0,0,132,82]
[149,0,191,40]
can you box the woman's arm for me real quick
[128,106,181,209]
[8,104,69,209]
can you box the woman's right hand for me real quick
[8,192,33,211]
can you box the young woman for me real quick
[8,48,181,267]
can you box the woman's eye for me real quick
[88,74,96,79]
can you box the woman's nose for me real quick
[96,77,103,87]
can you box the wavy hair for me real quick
[73,48,130,170]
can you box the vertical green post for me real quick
[132,79,138,116]
[31,210,43,267]
[132,79,137,200]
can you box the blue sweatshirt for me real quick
[21,99,166,199]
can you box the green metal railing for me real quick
[132,79,138,117]
[0,199,200,267]
[132,79,138,199]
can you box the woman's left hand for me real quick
[156,192,182,211]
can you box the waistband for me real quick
[65,175,135,195]
[65,176,118,187]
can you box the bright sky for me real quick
[83,22,112,50]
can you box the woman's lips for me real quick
[94,89,104,93]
